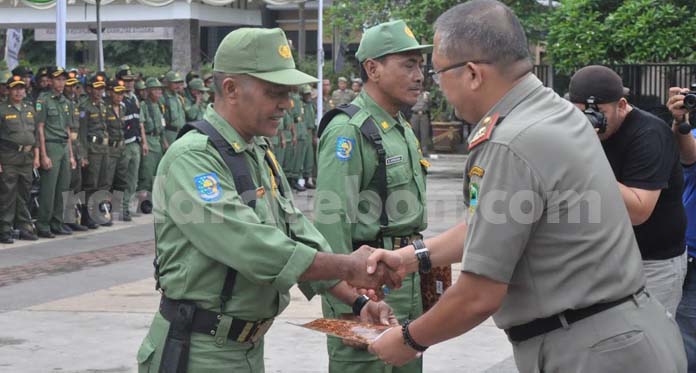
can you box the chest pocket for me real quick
[47,106,59,117]
[4,115,22,133]
[386,162,412,188]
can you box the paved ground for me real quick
[0,154,517,372]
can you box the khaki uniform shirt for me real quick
[331,89,356,107]
[461,74,645,329]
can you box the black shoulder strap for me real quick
[317,104,389,228]
[317,104,361,138]
[176,119,259,308]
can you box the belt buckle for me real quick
[249,319,273,343]
[102,138,109,146]
[22,145,32,153]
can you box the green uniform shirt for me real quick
[79,98,108,151]
[184,99,206,122]
[315,90,428,254]
[0,101,37,147]
[66,95,83,160]
[141,100,165,154]
[154,106,337,320]
[105,99,125,143]
[161,90,186,131]
[35,91,71,142]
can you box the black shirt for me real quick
[602,107,686,260]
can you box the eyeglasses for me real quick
[429,60,491,85]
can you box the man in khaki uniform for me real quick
[409,90,431,157]
[331,76,355,106]
[102,79,128,226]
[35,67,76,237]
[136,27,401,372]
[161,71,186,151]
[136,77,165,214]
[368,2,687,372]
[0,76,39,243]
[63,72,88,231]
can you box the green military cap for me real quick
[145,77,164,89]
[48,66,69,79]
[186,71,200,84]
[301,84,312,94]
[11,66,31,78]
[355,20,432,62]
[37,66,50,78]
[135,80,147,90]
[213,27,316,86]
[0,70,10,85]
[165,71,184,83]
[203,73,213,82]
[6,74,25,88]
[337,76,348,83]
[116,64,137,80]
[187,78,209,92]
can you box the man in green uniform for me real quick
[270,112,287,165]
[161,71,186,151]
[314,20,431,373]
[79,74,110,228]
[331,76,355,106]
[35,67,76,238]
[137,27,402,372]
[0,75,40,243]
[292,85,316,189]
[203,73,214,104]
[63,73,88,231]
[101,79,128,226]
[135,80,147,102]
[136,77,165,215]
[322,78,333,113]
[184,78,209,122]
[409,89,431,157]
[285,87,304,191]
[368,2,687,372]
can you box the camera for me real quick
[584,96,607,134]
[677,84,696,134]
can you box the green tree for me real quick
[547,0,696,72]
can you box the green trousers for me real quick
[138,136,162,193]
[64,142,82,225]
[138,313,265,373]
[409,113,431,154]
[274,142,286,168]
[292,139,314,179]
[0,152,33,234]
[114,142,141,214]
[37,142,70,232]
[322,273,423,373]
[82,142,110,208]
[162,129,178,152]
[104,145,124,193]
[282,141,297,179]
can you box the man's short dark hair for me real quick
[434,0,531,68]
[359,55,387,83]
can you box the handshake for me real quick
[343,245,407,298]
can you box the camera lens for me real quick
[684,94,696,110]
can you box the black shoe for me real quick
[80,205,99,229]
[100,221,113,227]
[37,230,55,238]
[66,223,88,232]
[121,212,132,222]
[0,233,13,244]
[292,180,306,192]
[141,200,153,214]
[305,178,315,189]
[18,229,38,241]
[50,226,72,235]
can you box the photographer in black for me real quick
[569,65,687,317]
[667,85,696,372]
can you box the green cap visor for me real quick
[356,20,432,62]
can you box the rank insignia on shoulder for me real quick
[419,159,431,168]
[468,112,500,151]
[468,165,485,178]
[336,136,355,161]
[194,172,223,202]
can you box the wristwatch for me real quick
[413,239,431,274]
[352,294,370,316]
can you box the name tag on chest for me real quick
[386,155,403,166]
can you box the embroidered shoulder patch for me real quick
[194,173,223,202]
[469,182,479,214]
[336,136,355,161]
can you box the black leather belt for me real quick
[0,139,33,152]
[505,287,645,343]
[109,139,124,148]
[159,296,273,344]
[88,136,109,145]
[353,233,423,250]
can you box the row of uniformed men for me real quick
[0,65,211,243]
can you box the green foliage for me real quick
[547,0,696,72]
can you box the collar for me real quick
[355,90,405,133]
[203,104,255,154]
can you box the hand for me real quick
[312,136,318,146]
[292,137,298,146]
[32,157,40,169]
[81,158,89,168]
[70,156,76,170]
[142,142,149,156]
[341,300,398,350]
[346,246,404,291]
[280,140,286,149]
[41,156,52,170]
[668,87,688,123]
[369,325,421,367]
[0,163,3,173]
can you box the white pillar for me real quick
[56,0,67,67]
[316,0,323,119]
